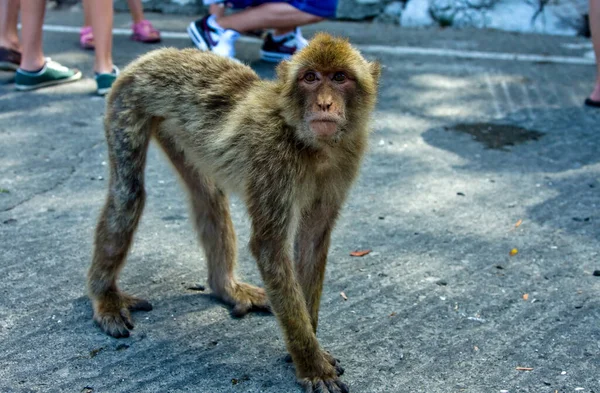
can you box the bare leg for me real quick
[83,0,91,27]
[127,0,145,24]
[209,2,225,18]
[153,130,268,317]
[0,0,21,51]
[216,2,322,33]
[19,0,46,71]
[589,0,600,101]
[83,0,114,73]
[88,98,153,338]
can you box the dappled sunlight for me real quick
[411,74,473,89]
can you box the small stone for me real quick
[457,192,465,196]
[115,344,129,351]
[593,270,600,277]
[2,218,17,225]
[436,280,448,286]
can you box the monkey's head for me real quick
[277,33,381,147]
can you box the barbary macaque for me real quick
[88,33,380,392]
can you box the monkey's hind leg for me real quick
[154,131,269,317]
[88,107,153,338]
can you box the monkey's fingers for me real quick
[323,352,344,376]
[127,298,153,312]
[301,378,349,393]
[231,302,253,318]
[94,311,133,338]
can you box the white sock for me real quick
[271,30,295,42]
[207,14,225,34]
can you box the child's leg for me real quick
[83,0,114,74]
[0,0,21,51]
[215,2,323,33]
[127,0,145,24]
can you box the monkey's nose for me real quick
[317,101,333,111]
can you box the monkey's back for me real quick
[110,48,260,125]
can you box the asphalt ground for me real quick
[0,7,599,393]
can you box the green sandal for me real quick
[15,58,81,91]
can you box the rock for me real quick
[401,0,435,27]
[375,1,403,24]
[336,0,386,20]
[487,0,578,36]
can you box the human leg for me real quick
[0,0,21,70]
[586,0,600,104]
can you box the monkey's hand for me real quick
[92,291,153,338]
[284,351,345,377]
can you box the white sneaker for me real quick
[187,15,239,59]
[260,28,308,63]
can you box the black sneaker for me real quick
[0,46,21,71]
[260,28,308,63]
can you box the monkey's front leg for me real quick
[250,233,349,393]
[294,201,344,376]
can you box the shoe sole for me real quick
[187,22,209,51]
[15,71,82,91]
[260,50,292,63]
[0,61,19,71]
[97,86,112,96]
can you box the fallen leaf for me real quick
[509,248,518,256]
[389,312,396,317]
[350,249,371,257]
[340,292,348,301]
[515,219,523,228]
[522,293,529,301]
[516,367,533,371]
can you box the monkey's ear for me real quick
[276,60,290,82]
[369,61,382,85]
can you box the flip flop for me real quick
[584,98,600,108]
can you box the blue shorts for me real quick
[225,0,337,19]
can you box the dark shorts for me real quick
[226,0,337,19]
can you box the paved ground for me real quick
[1,7,599,393]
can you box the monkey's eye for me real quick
[332,72,347,82]
[303,72,317,83]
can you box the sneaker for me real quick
[187,15,239,58]
[0,46,21,71]
[260,28,309,63]
[15,58,82,91]
[95,66,119,96]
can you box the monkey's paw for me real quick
[285,352,344,377]
[92,292,153,338]
[216,281,270,317]
[299,376,349,393]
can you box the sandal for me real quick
[80,26,95,50]
[131,20,161,43]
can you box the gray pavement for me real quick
[1,8,599,393]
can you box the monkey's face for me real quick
[297,69,354,141]
[277,33,381,147]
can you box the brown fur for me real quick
[88,33,380,392]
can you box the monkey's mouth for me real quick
[310,120,338,137]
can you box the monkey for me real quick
[87,33,380,393]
